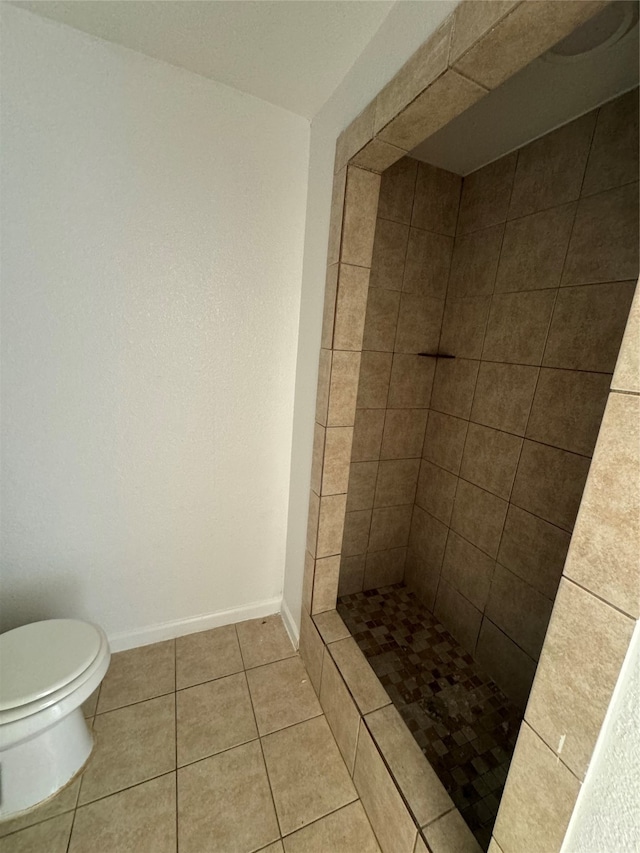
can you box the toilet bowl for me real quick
[0,619,111,819]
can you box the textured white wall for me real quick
[0,5,309,647]
[562,619,640,853]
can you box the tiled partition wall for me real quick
[298,3,639,853]
[405,89,639,709]
[339,157,462,596]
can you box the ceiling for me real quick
[8,0,396,119]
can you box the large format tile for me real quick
[423,809,482,853]
[298,608,324,696]
[363,288,401,351]
[97,640,175,713]
[338,554,366,597]
[457,153,516,234]
[374,459,420,508]
[403,228,453,300]
[470,362,538,436]
[1,813,73,853]
[321,427,352,496]
[422,411,468,475]
[434,580,482,654]
[237,614,295,670]
[369,505,412,552]
[485,565,553,660]
[317,493,347,558]
[394,294,443,354]
[283,801,381,853]
[449,0,519,65]
[482,289,556,366]
[333,264,369,352]
[582,89,639,196]
[612,282,640,394]
[441,531,495,612]
[475,619,536,710]
[377,157,418,225]
[439,296,491,360]
[176,672,257,766]
[411,161,461,237]
[460,423,522,500]
[342,509,372,556]
[430,358,479,420]
[328,636,390,716]
[327,351,361,427]
[0,778,80,839]
[341,167,380,268]
[407,507,448,608]
[357,352,393,409]
[312,554,341,613]
[70,774,176,853]
[387,354,435,409]
[346,462,378,512]
[448,225,503,298]
[369,218,409,293]
[319,649,361,774]
[415,460,457,526]
[352,409,385,462]
[247,656,321,736]
[313,610,350,645]
[178,740,279,853]
[262,716,357,836]
[79,694,176,805]
[380,409,428,460]
[450,480,507,559]
[363,548,406,590]
[176,624,243,689]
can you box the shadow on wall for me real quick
[0,574,84,632]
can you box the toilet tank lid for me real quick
[0,619,103,711]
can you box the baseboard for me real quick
[280,597,300,649]
[108,596,282,652]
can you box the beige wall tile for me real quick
[369,505,413,551]
[342,509,372,556]
[364,547,407,590]
[374,17,453,134]
[346,461,378,512]
[245,657,321,737]
[381,408,428,460]
[333,264,370,351]
[563,182,639,286]
[317,493,347,558]
[439,296,491,360]
[378,157,418,225]
[298,607,325,695]
[366,704,453,827]
[283,801,381,853]
[563,392,639,617]
[321,263,338,350]
[313,609,350,644]
[408,506,448,604]
[434,579,482,654]
[328,351,361,427]
[302,550,314,614]
[403,228,454,299]
[335,100,377,175]
[423,809,483,853]
[352,408,386,461]
[495,202,576,293]
[457,153,517,234]
[497,505,570,600]
[310,422,325,496]
[339,554,366,596]
[423,411,469,475]
[526,368,610,457]
[482,289,556,365]
[612,281,640,393]
[508,111,596,219]
[387,353,436,409]
[583,88,639,196]
[375,458,420,507]
[460,423,523,500]
[442,530,496,612]
[493,722,580,853]
[370,218,410,292]
[378,69,488,153]
[327,167,347,266]
[412,162,462,237]
[329,636,391,715]
[415,459,457,525]
[450,479,508,558]
[543,280,636,373]
[471,361,539,436]
[449,0,519,64]
[511,440,591,532]
[448,224,503,298]
[363,288,402,352]
[405,547,440,612]
[353,723,418,853]
[526,579,635,780]
[485,564,553,660]
[475,618,536,709]
[394,294,444,354]
[431,357,480,420]
[315,348,332,426]
[454,1,609,89]
[306,489,320,555]
[312,555,341,614]
[322,427,353,495]
[351,138,408,174]
[358,351,393,408]
[341,167,381,268]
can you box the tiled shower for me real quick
[336,87,639,847]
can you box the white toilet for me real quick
[0,619,111,819]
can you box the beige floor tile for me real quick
[97,640,175,713]
[313,610,350,645]
[247,656,322,736]
[178,740,279,853]
[70,774,176,853]
[82,687,100,718]
[177,672,257,766]
[262,716,357,836]
[259,843,285,853]
[79,694,176,804]
[0,813,73,853]
[176,624,244,689]
[0,778,80,838]
[237,615,296,670]
[283,801,381,853]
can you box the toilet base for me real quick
[0,708,93,819]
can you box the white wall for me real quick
[282,0,458,633]
[0,5,309,648]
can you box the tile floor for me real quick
[338,585,522,851]
[0,615,382,853]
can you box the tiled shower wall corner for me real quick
[407,88,639,708]
[338,157,462,596]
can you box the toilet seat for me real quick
[0,620,103,720]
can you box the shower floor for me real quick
[337,583,523,851]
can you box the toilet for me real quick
[0,619,110,818]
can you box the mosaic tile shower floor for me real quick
[337,584,523,852]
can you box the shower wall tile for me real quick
[351,409,385,461]
[457,152,516,234]
[387,354,435,408]
[459,423,522,500]
[411,162,461,236]
[327,351,361,427]
[415,460,457,526]
[310,423,325,496]
[302,551,314,614]
[612,282,640,393]
[450,480,508,559]
[369,218,409,291]
[364,548,406,590]
[404,547,440,613]
[482,289,556,365]
[441,531,495,612]
[470,362,538,436]
[357,351,392,408]
[316,494,348,559]
[582,88,639,196]
[346,461,378,512]
[434,580,482,654]
[351,138,407,174]
[341,167,380,268]
[321,264,338,349]
[380,409,428,460]
[312,556,341,615]
[342,510,371,557]
[315,349,331,426]
[448,224,503,298]
[374,459,420,508]
[449,0,519,67]
[485,565,553,661]
[475,620,536,710]
[362,288,401,351]
[422,411,469,475]
[403,229,453,299]
[430,358,479,419]
[394,293,443,353]
[377,156,418,225]
[333,265,370,351]
[321,427,353,496]
[338,555,366,597]
[369,505,413,552]
[439,296,491,359]
[408,507,448,593]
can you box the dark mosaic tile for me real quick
[338,583,523,852]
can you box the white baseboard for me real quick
[280,597,300,649]
[108,596,282,652]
